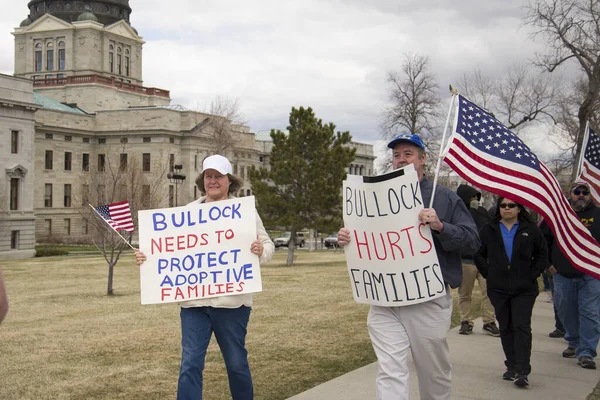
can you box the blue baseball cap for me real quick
[387,133,425,150]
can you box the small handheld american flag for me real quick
[94,201,135,233]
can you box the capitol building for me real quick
[0,0,375,259]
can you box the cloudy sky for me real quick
[1,0,557,154]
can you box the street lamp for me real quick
[167,164,186,206]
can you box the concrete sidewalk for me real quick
[288,299,600,399]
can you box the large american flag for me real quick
[94,201,135,233]
[578,126,600,204]
[443,95,600,279]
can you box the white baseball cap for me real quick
[202,155,232,175]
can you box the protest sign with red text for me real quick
[343,165,444,306]
[138,197,261,304]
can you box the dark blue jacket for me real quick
[419,178,480,288]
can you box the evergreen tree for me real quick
[249,106,356,266]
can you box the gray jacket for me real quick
[419,177,480,288]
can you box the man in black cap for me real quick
[456,184,500,337]
[542,180,600,370]
[338,133,479,399]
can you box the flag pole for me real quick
[88,204,137,251]
[429,86,458,207]
[576,121,590,179]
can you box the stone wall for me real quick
[0,74,38,259]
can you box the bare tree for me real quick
[458,64,560,133]
[380,53,440,174]
[381,53,439,139]
[525,0,600,180]
[498,64,560,131]
[207,96,247,156]
[76,143,170,295]
[547,78,600,177]
[457,67,497,111]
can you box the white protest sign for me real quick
[343,165,445,306]
[137,196,261,305]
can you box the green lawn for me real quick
[0,251,480,400]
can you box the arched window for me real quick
[117,47,122,74]
[109,44,114,73]
[124,48,130,76]
[57,41,65,70]
[46,43,54,71]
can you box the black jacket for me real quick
[456,184,491,259]
[419,178,480,288]
[474,219,549,294]
[541,202,600,277]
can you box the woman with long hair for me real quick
[474,196,549,388]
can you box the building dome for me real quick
[77,11,98,22]
[20,16,33,26]
[26,1,132,26]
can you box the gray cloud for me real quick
[2,0,551,147]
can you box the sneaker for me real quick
[458,321,473,335]
[483,322,501,337]
[549,329,565,338]
[514,373,529,387]
[503,369,516,381]
[562,347,576,358]
[578,356,597,369]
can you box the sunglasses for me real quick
[573,189,590,196]
[499,203,517,209]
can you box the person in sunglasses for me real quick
[474,197,549,388]
[541,181,600,370]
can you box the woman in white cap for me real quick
[136,154,274,400]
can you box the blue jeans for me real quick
[554,274,600,358]
[177,306,252,400]
[542,273,551,291]
[548,274,565,333]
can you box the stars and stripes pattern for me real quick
[578,126,600,204]
[94,201,135,233]
[443,95,600,280]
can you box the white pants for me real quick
[367,290,453,400]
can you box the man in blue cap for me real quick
[338,133,479,399]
